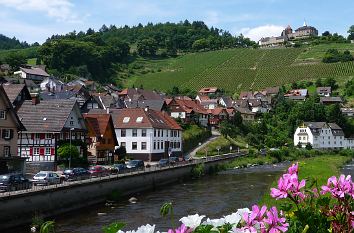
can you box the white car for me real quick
[33,171,62,186]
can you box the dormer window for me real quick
[136,117,143,123]
[123,117,130,123]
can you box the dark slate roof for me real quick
[20,67,49,77]
[320,97,343,103]
[17,99,78,132]
[304,122,326,136]
[219,96,233,107]
[124,99,165,111]
[316,86,331,94]
[2,84,26,104]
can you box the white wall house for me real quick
[294,122,354,149]
[112,108,182,161]
[14,67,50,82]
[40,77,65,92]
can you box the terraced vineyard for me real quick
[131,45,354,93]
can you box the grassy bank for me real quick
[259,155,353,207]
[182,124,211,153]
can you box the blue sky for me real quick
[0,0,353,44]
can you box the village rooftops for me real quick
[19,67,49,77]
[119,88,164,101]
[2,84,29,104]
[17,99,84,132]
[316,86,332,94]
[83,113,116,139]
[320,97,343,104]
[284,89,308,97]
[111,108,181,130]
[303,122,344,136]
[198,87,219,95]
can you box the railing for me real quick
[0,152,245,197]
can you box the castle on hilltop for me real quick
[259,21,318,47]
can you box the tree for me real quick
[4,52,26,71]
[305,143,313,150]
[231,111,243,126]
[57,144,80,160]
[115,146,126,160]
[322,31,331,37]
[347,25,354,40]
[192,39,208,51]
[137,38,158,56]
[323,77,338,90]
[315,78,322,87]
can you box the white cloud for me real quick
[0,0,81,22]
[237,24,285,41]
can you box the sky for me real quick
[0,0,353,44]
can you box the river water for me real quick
[52,163,289,233]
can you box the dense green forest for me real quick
[0,34,33,50]
[38,21,257,83]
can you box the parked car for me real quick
[88,165,109,177]
[33,171,61,186]
[109,164,126,174]
[169,156,179,164]
[126,160,144,170]
[158,159,170,167]
[0,174,32,192]
[63,168,90,181]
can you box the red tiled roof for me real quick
[83,114,111,137]
[111,108,181,130]
[174,99,208,115]
[199,87,218,93]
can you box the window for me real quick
[142,129,147,137]
[158,130,160,137]
[157,141,160,150]
[123,117,130,123]
[132,129,137,137]
[170,130,173,137]
[303,137,306,140]
[299,137,301,141]
[0,110,5,119]
[136,117,143,123]
[132,142,137,150]
[70,121,74,126]
[4,146,10,157]
[161,141,164,149]
[45,133,52,139]
[120,142,126,148]
[154,129,156,137]
[161,130,164,137]
[174,131,177,137]
[34,147,40,155]
[45,148,51,155]
[121,129,126,137]
[35,133,41,140]
[141,142,147,150]
[153,141,156,150]
[328,136,330,139]
[177,131,180,137]
[177,142,180,148]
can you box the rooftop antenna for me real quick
[303,19,307,27]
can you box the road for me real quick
[188,130,221,158]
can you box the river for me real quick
[51,163,289,233]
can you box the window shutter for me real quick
[31,133,34,139]
[39,148,44,156]
[40,133,45,140]
[29,148,33,156]
[9,129,13,139]
[51,148,55,155]
[2,130,6,139]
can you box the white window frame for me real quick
[45,133,52,139]
[45,147,51,155]
[35,133,41,140]
[0,110,5,119]
[34,147,40,155]
[3,129,11,139]
[4,146,10,157]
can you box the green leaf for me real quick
[102,222,125,233]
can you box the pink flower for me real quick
[168,224,192,233]
[321,175,354,199]
[263,207,289,233]
[287,163,298,175]
[271,165,306,201]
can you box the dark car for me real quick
[169,156,179,164]
[0,174,32,192]
[88,166,109,177]
[63,168,90,181]
[109,164,126,174]
[158,159,170,167]
[126,160,144,170]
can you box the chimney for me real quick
[31,93,40,105]
[106,107,110,114]
[144,106,149,112]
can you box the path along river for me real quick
[17,160,354,233]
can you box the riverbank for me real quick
[259,154,353,207]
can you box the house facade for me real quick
[83,113,118,165]
[0,85,26,174]
[14,66,50,82]
[17,99,87,169]
[112,108,182,161]
[164,98,209,127]
[293,122,354,149]
[40,77,65,92]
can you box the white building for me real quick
[294,122,354,149]
[14,66,49,82]
[40,77,65,92]
[112,108,182,161]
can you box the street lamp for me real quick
[69,127,74,169]
[216,146,221,155]
[229,145,233,153]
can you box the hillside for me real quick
[131,43,354,93]
[0,34,30,50]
